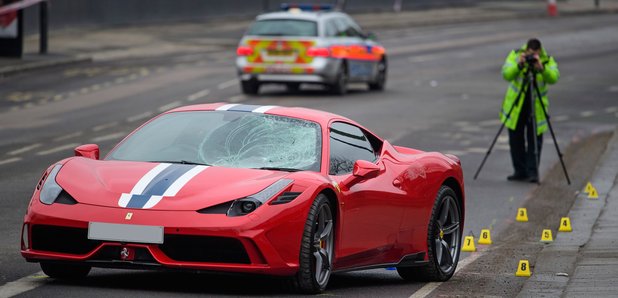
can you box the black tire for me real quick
[291,194,335,294]
[287,83,301,93]
[368,58,387,91]
[330,63,348,95]
[241,79,259,95]
[397,185,462,282]
[41,262,91,279]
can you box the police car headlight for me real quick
[39,164,64,205]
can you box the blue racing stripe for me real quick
[126,164,196,208]
[228,104,261,112]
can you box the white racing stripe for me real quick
[118,163,171,207]
[162,166,209,197]
[216,103,240,111]
[252,105,278,114]
[0,271,47,298]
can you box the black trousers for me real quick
[508,95,543,177]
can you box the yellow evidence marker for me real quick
[559,217,572,232]
[516,208,528,222]
[516,260,532,277]
[461,236,476,252]
[588,187,599,199]
[478,229,492,245]
[584,182,594,194]
[540,229,553,242]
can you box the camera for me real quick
[525,54,537,64]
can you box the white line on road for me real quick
[0,271,47,297]
[36,143,80,156]
[7,144,42,156]
[53,131,83,142]
[579,110,595,117]
[605,106,617,113]
[92,121,119,132]
[127,111,154,122]
[158,101,182,112]
[0,157,22,165]
[187,89,210,101]
[91,132,127,143]
[229,95,247,103]
[553,115,570,122]
[218,78,238,90]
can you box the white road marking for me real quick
[53,131,83,142]
[0,157,22,165]
[478,119,501,127]
[608,86,618,92]
[7,144,41,156]
[408,54,440,63]
[229,95,247,103]
[158,101,182,112]
[409,250,485,298]
[467,147,489,154]
[91,132,126,143]
[92,121,119,132]
[127,111,154,122]
[553,115,569,122]
[187,89,210,101]
[217,78,238,90]
[605,106,617,113]
[579,110,595,117]
[0,271,47,297]
[36,143,80,156]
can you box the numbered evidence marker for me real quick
[559,217,572,232]
[516,208,529,222]
[478,229,492,245]
[585,182,599,199]
[540,229,553,242]
[584,182,594,193]
[515,260,532,277]
[461,236,476,252]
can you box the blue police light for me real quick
[280,3,334,11]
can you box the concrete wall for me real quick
[21,0,479,32]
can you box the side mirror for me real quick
[353,160,380,178]
[364,31,377,40]
[74,144,100,160]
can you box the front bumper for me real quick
[236,57,340,84]
[21,201,308,276]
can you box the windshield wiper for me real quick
[256,166,303,172]
[149,160,211,166]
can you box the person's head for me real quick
[525,38,542,55]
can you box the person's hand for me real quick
[518,53,526,69]
[533,53,544,71]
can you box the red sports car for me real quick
[21,103,465,293]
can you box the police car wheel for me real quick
[241,80,260,95]
[369,59,387,91]
[41,262,91,279]
[331,63,348,95]
[287,83,301,93]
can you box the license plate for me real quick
[266,49,294,56]
[88,222,164,244]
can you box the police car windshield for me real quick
[248,19,317,37]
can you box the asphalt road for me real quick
[1,13,617,297]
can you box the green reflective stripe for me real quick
[501,109,511,119]
[509,83,519,93]
[538,120,547,126]
[548,66,558,70]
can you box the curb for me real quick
[0,56,92,78]
[517,127,618,297]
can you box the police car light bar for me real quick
[280,3,334,12]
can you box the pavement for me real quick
[1,0,618,77]
[518,128,618,297]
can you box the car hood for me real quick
[56,158,290,211]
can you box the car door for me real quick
[334,16,376,82]
[328,122,407,268]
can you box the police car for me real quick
[236,4,387,95]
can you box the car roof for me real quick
[256,10,347,22]
[169,103,358,127]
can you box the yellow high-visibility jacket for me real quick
[500,45,559,135]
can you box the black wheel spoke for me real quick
[438,198,450,226]
[435,238,443,264]
[441,239,454,267]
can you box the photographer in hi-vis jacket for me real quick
[500,38,560,183]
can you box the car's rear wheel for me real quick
[41,262,91,279]
[292,194,334,294]
[368,58,387,91]
[397,185,461,281]
[330,63,348,95]
[241,79,260,95]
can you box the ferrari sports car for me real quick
[235,4,387,95]
[22,103,464,293]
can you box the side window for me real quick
[333,18,349,37]
[329,122,377,175]
[341,17,362,38]
[325,20,337,37]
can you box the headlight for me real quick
[227,179,294,217]
[39,164,63,205]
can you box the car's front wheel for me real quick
[330,63,348,95]
[292,194,335,294]
[41,262,91,279]
[397,185,462,281]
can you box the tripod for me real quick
[474,65,571,185]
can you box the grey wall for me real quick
[21,0,480,33]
